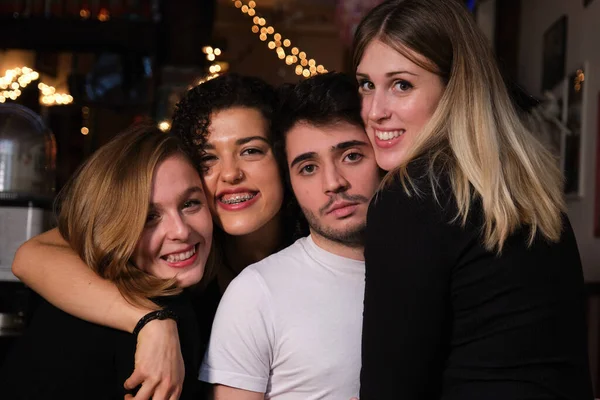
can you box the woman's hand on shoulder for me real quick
[124,319,184,400]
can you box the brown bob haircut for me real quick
[56,123,216,308]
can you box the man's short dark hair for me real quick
[273,72,364,178]
[274,72,363,138]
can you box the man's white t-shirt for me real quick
[199,235,365,399]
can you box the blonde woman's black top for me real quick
[359,162,593,400]
[0,293,203,399]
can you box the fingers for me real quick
[124,370,143,390]
[124,372,180,400]
[125,319,184,399]
[129,381,158,400]
[168,387,182,400]
[148,381,177,400]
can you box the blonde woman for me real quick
[353,0,592,399]
[0,125,215,399]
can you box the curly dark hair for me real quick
[171,73,277,164]
[171,73,307,247]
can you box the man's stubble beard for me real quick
[300,192,368,248]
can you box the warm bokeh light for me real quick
[232,0,328,78]
[1,67,72,105]
[158,121,171,132]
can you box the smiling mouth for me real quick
[218,192,257,205]
[375,129,405,140]
[162,245,196,263]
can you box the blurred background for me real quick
[0,0,599,390]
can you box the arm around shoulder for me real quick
[12,227,148,332]
[14,228,187,400]
[12,228,69,280]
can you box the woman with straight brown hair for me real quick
[0,125,215,399]
[353,0,593,399]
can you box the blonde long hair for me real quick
[353,0,565,252]
[57,124,216,308]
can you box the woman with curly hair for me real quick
[171,73,307,356]
[171,73,305,290]
[11,74,306,400]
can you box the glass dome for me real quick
[0,104,56,201]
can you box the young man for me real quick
[199,73,382,399]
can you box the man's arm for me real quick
[214,385,265,400]
[12,228,185,400]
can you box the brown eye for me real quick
[344,152,363,162]
[300,164,316,175]
[394,80,413,91]
[241,148,264,156]
[358,80,374,91]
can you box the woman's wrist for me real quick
[115,304,155,334]
[133,309,178,337]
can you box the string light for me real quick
[158,121,171,132]
[160,45,230,131]
[201,46,229,84]
[81,106,90,136]
[97,8,110,22]
[0,67,73,106]
[232,0,328,77]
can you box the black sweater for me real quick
[0,293,202,400]
[360,164,593,400]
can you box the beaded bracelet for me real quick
[133,309,178,337]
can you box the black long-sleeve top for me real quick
[0,293,203,400]
[360,162,593,400]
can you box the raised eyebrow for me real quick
[203,136,270,150]
[333,140,370,152]
[236,136,271,146]
[356,71,418,78]
[290,152,317,168]
[386,70,418,77]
